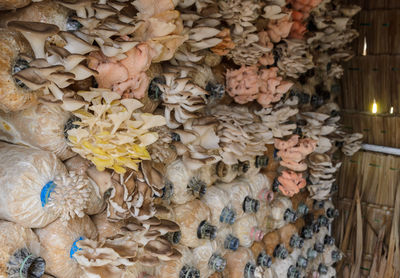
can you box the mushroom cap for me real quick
[8,20,59,36]
[149,219,180,233]
[142,217,162,226]
[144,239,173,256]
[139,254,160,266]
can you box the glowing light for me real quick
[372,99,377,114]
[390,106,394,114]
[362,37,367,56]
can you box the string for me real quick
[19,254,33,278]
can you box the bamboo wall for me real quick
[335,1,400,277]
[335,151,400,277]
[340,111,400,148]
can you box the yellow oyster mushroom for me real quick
[67,91,165,173]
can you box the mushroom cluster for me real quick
[210,105,269,165]
[307,2,360,52]
[307,152,341,200]
[226,65,293,107]
[66,89,166,174]
[218,0,268,65]
[156,72,209,129]
[299,109,340,154]
[276,39,315,79]
[255,97,299,139]
[0,0,362,277]
[334,131,363,157]
[275,135,317,172]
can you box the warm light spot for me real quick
[362,37,367,56]
[390,106,394,114]
[372,99,377,114]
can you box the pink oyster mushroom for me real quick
[274,135,317,172]
[289,11,308,39]
[287,0,323,19]
[257,67,293,108]
[88,43,153,99]
[267,14,294,43]
[226,66,293,108]
[278,170,306,197]
[226,65,260,104]
[258,31,275,66]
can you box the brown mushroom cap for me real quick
[56,0,94,18]
[8,21,59,59]
[149,219,180,234]
[141,161,165,191]
[139,254,160,266]
[144,230,161,238]
[162,248,182,261]
[13,67,50,90]
[93,4,118,19]
[144,239,173,256]
[142,216,161,226]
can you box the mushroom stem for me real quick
[8,21,59,59]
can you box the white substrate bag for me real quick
[0,142,91,228]
[0,102,75,160]
[34,215,98,278]
[0,220,45,278]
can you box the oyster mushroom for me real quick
[0,0,31,10]
[73,238,135,278]
[46,45,86,71]
[56,0,94,18]
[59,31,99,55]
[7,21,59,59]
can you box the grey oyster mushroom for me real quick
[7,21,59,59]
[157,72,209,129]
